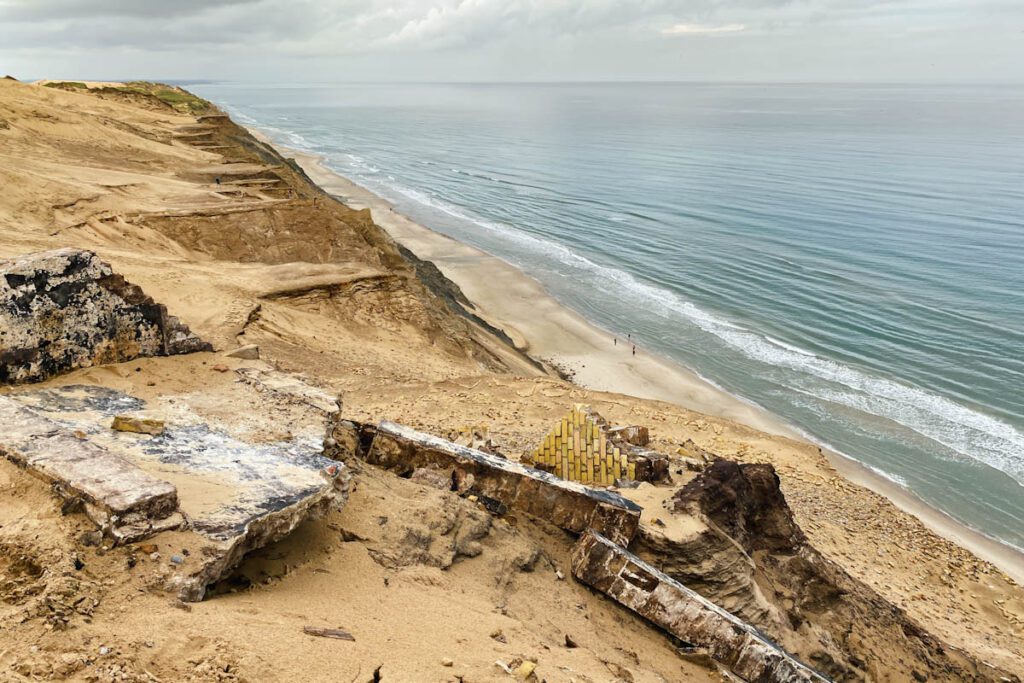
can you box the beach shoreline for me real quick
[261,134,1024,584]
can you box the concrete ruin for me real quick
[528,406,669,485]
[329,419,642,546]
[0,248,211,384]
[0,396,183,542]
[1,385,349,601]
[571,530,829,683]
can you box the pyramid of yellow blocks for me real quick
[530,406,635,485]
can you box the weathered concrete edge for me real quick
[172,465,351,602]
[379,421,640,509]
[571,530,830,683]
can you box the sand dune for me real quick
[0,78,1022,681]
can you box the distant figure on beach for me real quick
[614,337,617,346]
[215,177,221,185]
[632,345,636,356]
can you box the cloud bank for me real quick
[0,0,1020,82]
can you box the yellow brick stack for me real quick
[530,406,636,486]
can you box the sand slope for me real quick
[0,78,1022,681]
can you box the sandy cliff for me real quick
[0,78,1022,682]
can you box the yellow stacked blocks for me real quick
[530,406,636,486]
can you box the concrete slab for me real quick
[0,395,181,540]
[0,248,210,385]
[571,530,829,683]
[3,384,349,600]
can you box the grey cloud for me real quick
[0,0,261,21]
[0,0,1019,82]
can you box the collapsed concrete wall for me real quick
[336,419,642,546]
[0,248,211,384]
[571,530,829,683]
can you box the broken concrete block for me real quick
[111,415,165,436]
[0,248,211,384]
[571,530,828,683]
[225,344,260,360]
[3,384,350,601]
[0,396,181,540]
[362,421,641,546]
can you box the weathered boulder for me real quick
[571,530,828,683]
[0,248,211,384]
[351,420,642,546]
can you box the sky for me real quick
[0,0,1021,83]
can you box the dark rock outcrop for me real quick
[636,460,1016,682]
[673,460,805,552]
[0,248,211,384]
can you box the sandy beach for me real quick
[286,144,1024,585]
[2,78,1023,681]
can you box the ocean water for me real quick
[191,82,1024,552]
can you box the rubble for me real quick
[0,248,211,384]
[570,530,829,683]
[346,420,642,546]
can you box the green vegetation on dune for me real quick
[121,81,213,114]
[42,80,213,115]
[43,81,89,90]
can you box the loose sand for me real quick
[1,77,1023,680]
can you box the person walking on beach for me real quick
[632,345,636,356]
[614,337,617,346]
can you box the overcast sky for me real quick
[1,0,1021,83]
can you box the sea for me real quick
[190,82,1024,554]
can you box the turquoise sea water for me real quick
[191,82,1024,552]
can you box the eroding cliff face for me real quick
[0,248,210,384]
[637,460,1015,682]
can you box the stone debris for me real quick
[607,425,650,447]
[0,248,210,384]
[3,384,349,601]
[571,530,829,683]
[111,415,166,436]
[224,344,260,360]
[528,406,669,486]
[344,420,642,546]
[302,626,355,641]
